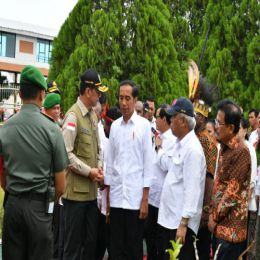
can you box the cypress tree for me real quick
[191,0,260,111]
[49,0,185,110]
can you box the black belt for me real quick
[9,192,46,201]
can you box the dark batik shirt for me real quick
[211,137,251,243]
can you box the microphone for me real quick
[151,127,159,138]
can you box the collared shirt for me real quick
[211,138,251,243]
[62,98,102,176]
[245,140,258,211]
[105,112,153,210]
[249,129,259,147]
[150,116,156,129]
[97,121,109,215]
[149,129,176,208]
[157,130,206,234]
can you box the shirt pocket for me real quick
[73,174,90,193]
[171,156,183,182]
[77,132,93,158]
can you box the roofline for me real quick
[0,62,49,77]
[0,26,55,40]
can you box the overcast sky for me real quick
[0,0,78,30]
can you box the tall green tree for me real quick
[191,0,260,111]
[49,0,185,110]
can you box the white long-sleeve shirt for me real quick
[105,112,153,210]
[149,129,176,208]
[157,130,206,234]
[97,121,109,215]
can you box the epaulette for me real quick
[41,112,55,122]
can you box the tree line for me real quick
[48,0,260,114]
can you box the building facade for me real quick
[0,18,57,119]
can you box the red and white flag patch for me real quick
[66,122,76,131]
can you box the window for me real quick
[36,39,52,63]
[0,32,16,58]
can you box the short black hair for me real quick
[206,118,216,127]
[99,93,107,104]
[119,80,138,98]
[240,117,249,140]
[240,117,249,129]
[217,99,241,134]
[158,104,171,125]
[145,96,155,103]
[107,106,122,121]
[249,108,259,117]
[20,84,42,100]
[79,81,96,95]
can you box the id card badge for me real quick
[45,186,55,214]
[48,201,54,213]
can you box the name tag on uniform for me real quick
[81,127,90,134]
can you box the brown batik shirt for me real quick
[197,128,218,227]
[211,137,251,243]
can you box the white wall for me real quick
[0,33,50,69]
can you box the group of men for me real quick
[0,65,258,260]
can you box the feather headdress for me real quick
[188,60,218,117]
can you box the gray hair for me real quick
[179,113,196,130]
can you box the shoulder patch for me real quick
[66,122,76,131]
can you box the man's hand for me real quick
[155,136,162,148]
[89,168,104,182]
[208,214,217,233]
[176,225,187,245]
[139,198,148,219]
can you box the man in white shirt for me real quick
[156,98,206,260]
[248,109,259,146]
[145,104,176,259]
[144,96,156,129]
[105,80,153,260]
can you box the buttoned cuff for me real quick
[104,175,111,186]
[143,177,151,188]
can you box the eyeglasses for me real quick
[215,119,226,127]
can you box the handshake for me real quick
[89,167,104,182]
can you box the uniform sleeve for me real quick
[52,130,69,173]
[62,112,91,176]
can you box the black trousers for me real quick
[197,226,212,260]
[62,199,99,260]
[212,236,246,260]
[110,207,144,260]
[53,203,64,260]
[96,212,110,260]
[144,204,159,260]
[2,194,53,260]
[157,224,196,260]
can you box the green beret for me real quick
[20,65,47,90]
[43,93,61,109]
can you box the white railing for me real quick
[0,83,21,121]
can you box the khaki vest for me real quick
[63,103,99,201]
